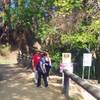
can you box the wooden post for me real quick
[64,69,100,99]
[63,72,69,99]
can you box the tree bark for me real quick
[96,47,100,83]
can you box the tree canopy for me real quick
[0,0,100,82]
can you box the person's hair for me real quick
[34,49,41,53]
[41,53,45,57]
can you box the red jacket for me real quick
[32,53,41,69]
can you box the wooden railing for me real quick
[63,69,100,100]
[17,53,100,99]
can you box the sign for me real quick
[83,53,92,67]
[60,53,73,73]
[62,53,71,63]
[61,53,73,86]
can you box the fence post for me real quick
[63,72,69,99]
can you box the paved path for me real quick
[0,64,66,100]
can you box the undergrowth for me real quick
[0,44,11,56]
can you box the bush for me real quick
[51,52,61,74]
[0,44,11,56]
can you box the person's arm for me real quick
[49,58,52,67]
[32,55,35,71]
[32,60,35,71]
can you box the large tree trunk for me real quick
[96,47,100,83]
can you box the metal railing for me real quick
[63,69,100,100]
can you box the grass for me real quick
[0,44,11,64]
[0,44,11,56]
[69,96,81,100]
[0,58,12,64]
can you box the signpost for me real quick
[82,53,92,79]
[61,53,73,73]
[60,53,73,86]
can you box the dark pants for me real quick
[37,71,48,87]
[46,67,50,77]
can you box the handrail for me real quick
[63,69,100,100]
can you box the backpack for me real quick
[36,57,47,74]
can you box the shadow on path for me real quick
[0,64,66,100]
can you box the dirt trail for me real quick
[0,64,66,100]
[0,52,66,100]
[0,51,99,100]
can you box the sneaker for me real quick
[37,85,41,87]
[45,84,48,88]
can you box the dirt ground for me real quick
[0,51,66,100]
[0,51,99,100]
[0,64,67,100]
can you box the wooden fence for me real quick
[63,69,100,100]
[17,53,100,99]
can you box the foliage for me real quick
[2,0,100,74]
[4,0,84,39]
[0,44,11,56]
[61,32,97,49]
[38,22,56,40]
[0,12,4,17]
[89,20,100,34]
[54,0,83,14]
[58,0,100,51]
[51,52,61,73]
